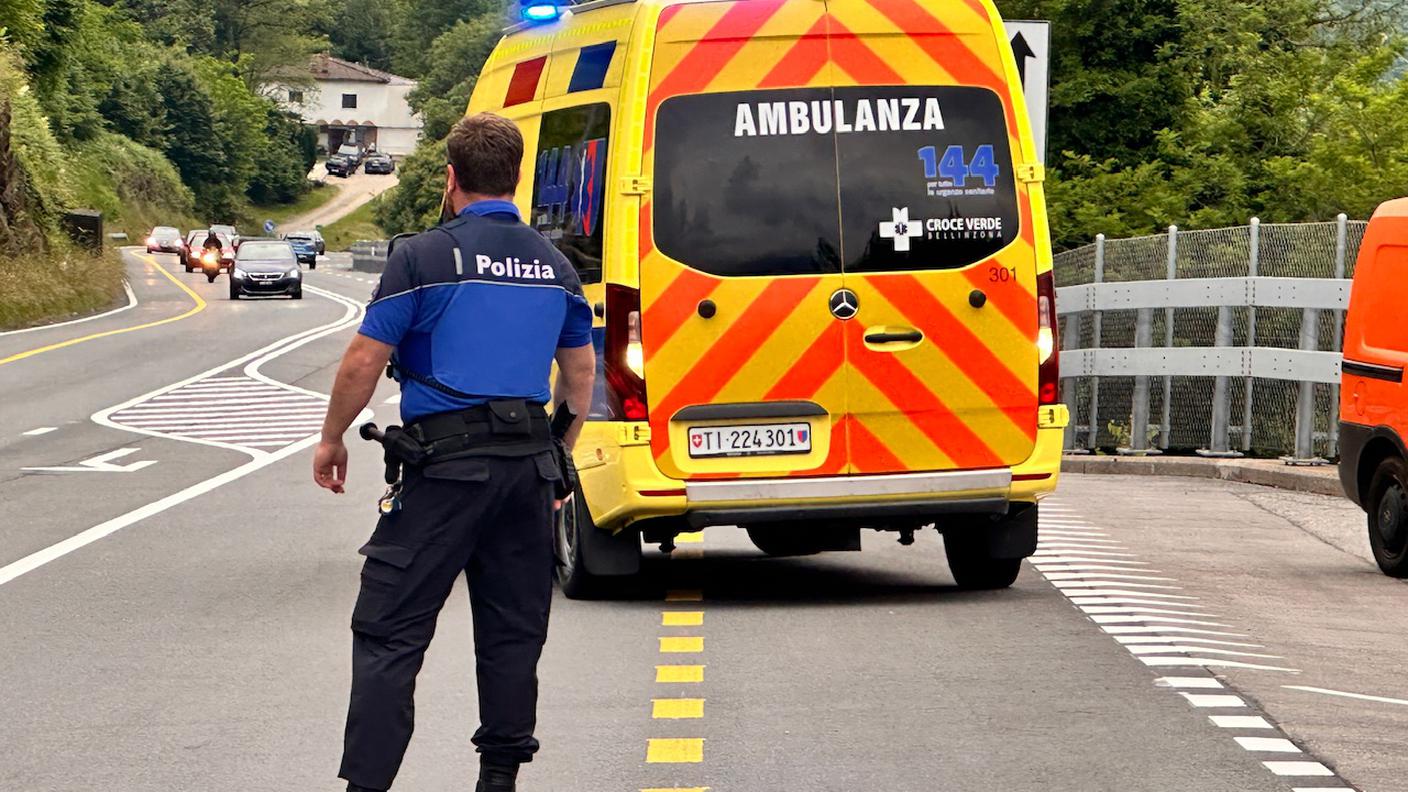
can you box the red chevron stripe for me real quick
[759,15,829,88]
[642,270,719,359]
[828,17,905,85]
[848,416,906,473]
[764,319,845,400]
[869,274,1035,440]
[845,321,1004,468]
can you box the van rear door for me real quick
[641,0,849,481]
[828,0,1040,473]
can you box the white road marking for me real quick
[1291,788,1354,791]
[108,378,327,451]
[0,285,366,587]
[1119,636,1263,648]
[0,280,137,337]
[1072,597,1208,608]
[22,427,57,436]
[1082,606,1221,617]
[1125,645,1283,660]
[1102,625,1250,638]
[1043,572,1178,582]
[1235,737,1301,753]
[1034,558,1152,566]
[22,447,156,474]
[1141,657,1300,672]
[1063,589,1198,600]
[1181,693,1246,707]
[1263,761,1334,777]
[1091,615,1234,627]
[1157,677,1224,689]
[1283,685,1408,707]
[1210,715,1273,729]
[1033,548,1138,557]
[385,393,401,404]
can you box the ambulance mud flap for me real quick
[580,513,642,577]
[941,503,1039,560]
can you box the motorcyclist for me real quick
[202,229,222,255]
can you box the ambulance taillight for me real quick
[605,283,648,420]
[1037,271,1059,405]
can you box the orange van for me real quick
[468,0,1068,596]
[1340,197,1408,576]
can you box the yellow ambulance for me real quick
[466,0,1067,596]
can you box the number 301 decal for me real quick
[989,266,1018,283]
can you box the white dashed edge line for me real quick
[1035,501,1357,789]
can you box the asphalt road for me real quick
[2,252,1402,791]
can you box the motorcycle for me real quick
[200,248,222,283]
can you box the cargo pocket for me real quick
[533,451,562,484]
[351,542,418,638]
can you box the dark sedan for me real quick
[230,240,303,300]
[146,226,184,255]
[325,155,355,178]
[364,153,395,174]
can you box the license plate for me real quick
[687,422,812,458]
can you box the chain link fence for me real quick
[1058,217,1365,460]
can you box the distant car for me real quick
[146,226,184,255]
[183,230,234,272]
[336,144,365,167]
[283,232,319,268]
[325,155,355,178]
[308,229,325,255]
[210,223,240,249]
[364,153,395,174]
[230,240,302,300]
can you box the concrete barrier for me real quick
[349,240,388,273]
[1062,454,1345,498]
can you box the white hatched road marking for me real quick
[107,374,327,453]
[23,427,58,436]
[1033,502,1351,791]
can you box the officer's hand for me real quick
[314,440,348,493]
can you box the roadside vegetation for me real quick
[996,0,1408,248]
[251,182,337,230]
[0,250,124,331]
[320,199,382,252]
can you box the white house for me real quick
[271,55,422,157]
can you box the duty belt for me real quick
[406,400,553,459]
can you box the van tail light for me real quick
[1037,270,1060,405]
[605,283,648,420]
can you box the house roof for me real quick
[309,54,415,86]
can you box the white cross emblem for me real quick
[879,207,925,252]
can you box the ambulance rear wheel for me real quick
[943,533,1022,590]
[1367,457,1408,577]
[555,488,612,599]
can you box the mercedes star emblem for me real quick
[829,288,860,320]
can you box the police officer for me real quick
[313,112,596,792]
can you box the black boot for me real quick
[347,785,386,792]
[476,760,518,792]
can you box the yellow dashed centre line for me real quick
[662,611,704,627]
[0,255,206,367]
[646,738,704,763]
[675,532,704,544]
[652,698,705,719]
[659,636,704,653]
[656,664,705,683]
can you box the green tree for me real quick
[326,0,397,71]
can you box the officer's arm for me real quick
[554,344,595,448]
[323,335,394,444]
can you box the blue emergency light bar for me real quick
[521,2,561,21]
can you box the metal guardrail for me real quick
[1056,215,1360,462]
[349,240,389,273]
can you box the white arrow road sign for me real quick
[23,447,157,473]
[1005,19,1051,164]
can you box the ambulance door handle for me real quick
[864,330,923,344]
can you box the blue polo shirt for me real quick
[359,200,594,423]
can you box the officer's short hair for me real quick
[447,113,523,197]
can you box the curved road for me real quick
[1,254,1404,791]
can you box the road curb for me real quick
[1061,455,1345,498]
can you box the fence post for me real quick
[1243,218,1260,453]
[1204,303,1237,456]
[1087,234,1105,450]
[1130,307,1154,453]
[1159,225,1177,449]
[1288,220,1328,465]
[1062,310,1081,451]
[1328,213,1349,458]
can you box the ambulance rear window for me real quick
[531,103,611,284]
[653,88,842,278]
[652,86,1020,276]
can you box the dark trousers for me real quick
[339,452,559,791]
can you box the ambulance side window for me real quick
[531,103,610,285]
